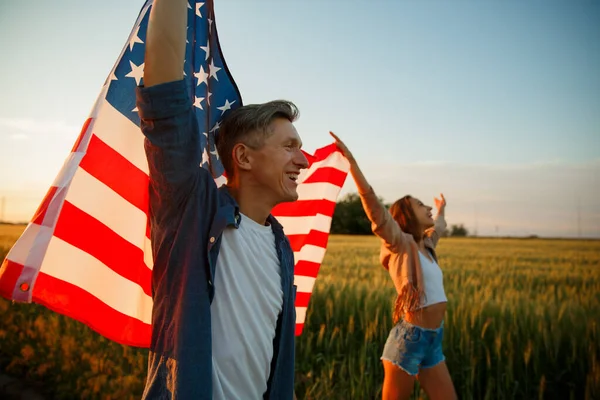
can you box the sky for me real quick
[0,0,598,237]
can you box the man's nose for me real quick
[296,150,309,169]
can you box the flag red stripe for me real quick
[80,134,149,213]
[71,118,93,153]
[287,231,330,252]
[301,143,339,166]
[295,291,312,307]
[294,260,321,278]
[312,143,339,161]
[31,186,59,225]
[273,199,335,217]
[302,167,347,187]
[33,271,151,348]
[295,323,305,336]
[0,259,24,299]
[54,201,152,296]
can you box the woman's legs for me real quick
[382,360,416,400]
[418,361,457,400]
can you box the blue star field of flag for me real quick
[105,0,243,178]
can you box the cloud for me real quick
[0,117,80,138]
[9,133,29,141]
[338,159,600,238]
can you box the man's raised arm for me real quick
[136,0,205,206]
[144,0,187,87]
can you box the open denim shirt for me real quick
[136,79,296,400]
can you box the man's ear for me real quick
[232,143,252,172]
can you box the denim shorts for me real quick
[381,319,446,376]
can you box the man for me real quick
[137,0,308,398]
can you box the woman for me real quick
[330,132,457,400]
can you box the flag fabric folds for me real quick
[0,0,349,347]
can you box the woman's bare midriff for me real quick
[405,302,447,329]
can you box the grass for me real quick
[1,224,599,399]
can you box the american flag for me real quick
[0,0,348,346]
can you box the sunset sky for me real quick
[0,0,598,237]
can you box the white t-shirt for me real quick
[210,213,283,400]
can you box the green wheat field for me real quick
[1,224,599,399]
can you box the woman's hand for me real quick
[329,131,355,163]
[434,193,446,215]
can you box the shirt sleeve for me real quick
[428,214,447,248]
[358,186,412,253]
[136,79,207,204]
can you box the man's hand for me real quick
[329,131,355,163]
[434,193,446,215]
[144,0,188,87]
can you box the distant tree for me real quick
[450,224,469,237]
[330,193,384,235]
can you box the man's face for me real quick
[246,118,309,205]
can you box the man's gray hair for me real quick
[216,100,299,178]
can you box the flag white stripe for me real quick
[93,101,150,174]
[40,237,153,324]
[296,182,344,202]
[293,244,326,265]
[51,152,85,189]
[278,214,332,236]
[295,306,307,324]
[66,168,149,257]
[144,236,154,270]
[294,275,317,294]
[298,151,349,184]
[6,223,49,267]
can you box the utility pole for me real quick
[474,204,478,237]
[577,197,581,238]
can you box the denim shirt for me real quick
[135,79,296,400]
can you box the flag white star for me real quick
[125,61,144,85]
[209,59,221,81]
[210,121,221,133]
[187,1,192,9]
[194,65,208,86]
[207,91,213,105]
[208,18,213,31]
[210,147,220,160]
[217,99,236,115]
[214,174,227,187]
[109,70,118,82]
[132,106,139,112]
[202,148,210,165]
[128,26,144,51]
[200,40,210,61]
[194,96,205,110]
[196,2,204,18]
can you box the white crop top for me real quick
[418,252,448,308]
